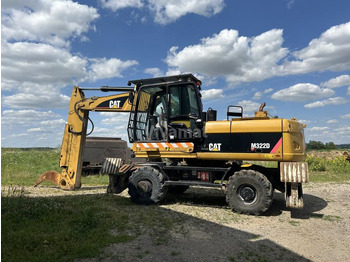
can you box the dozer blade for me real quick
[34,171,75,190]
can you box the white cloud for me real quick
[144,67,164,77]
[321,75,350,88]
[334,126,350,135]
[327,119,338,124]
[253,91,263,100]
[165,22,350,85]
[309,126,329,132]
[166,28,288,84]
[1,1,139,110]
[341,114,350,119]
[39,119,66,126]
[298,119,312,125]
[165,68,182,76]
[348,87,350,95]
[2,110,61,126]
[282,22,350,75]
[304,97,348,108]
[2,82,70,109]
[287,0,295,9]
[27,127,46,133]
[96,112,130,141]
[91,126,129,141]
[237,100,261,114]
[100,112,130,127]
[253,88,273,100]
[100,0,144,11]
[148,0,224,24]
[271,83,334,102]
[2,92,70,109]
[100,0,224,24]
[2,0,99,47]
[201,89,224,100]
[1,109,67,147]
[1,42,138,108]
[2,42,87,87]
[88,58,139,81]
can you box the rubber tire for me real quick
[167,185,189,194]
[128,166,167,204]
[225,169,273,215]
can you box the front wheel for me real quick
[225,169,273,215]
[128,166,167,204]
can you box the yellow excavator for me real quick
[35,74,308,215]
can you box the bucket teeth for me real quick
[34,171,74,190]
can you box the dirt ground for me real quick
[22,182,350,262]
[308,150,349,160]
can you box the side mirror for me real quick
[128,92,134,104]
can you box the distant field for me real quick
[2,148,349,187]
[1,148,108,187]
[306,149,350,182]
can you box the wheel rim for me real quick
[137,180,152,197]
[237,184,257,204]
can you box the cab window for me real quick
[169,85,200,118]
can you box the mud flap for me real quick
[285,182,303,208]
[107,174,129,194]
[107,163,137,194]
[280,162,308,209]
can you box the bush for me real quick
[306,155,350,173]
[306,156,327,172]
[330,157,350,173]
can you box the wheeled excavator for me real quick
[35,74,308,215]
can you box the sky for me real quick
[1,0,350,147]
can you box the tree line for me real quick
[306,140,349,150]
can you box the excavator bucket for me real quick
[34,171,76,190]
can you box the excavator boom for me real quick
[34,86,133,189]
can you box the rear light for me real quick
[197,171,209,181]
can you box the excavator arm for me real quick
[34,86,134,190]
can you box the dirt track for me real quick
[23,182,350,262]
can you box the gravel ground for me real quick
[20,182,350,262]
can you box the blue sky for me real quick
[1,0,350,147]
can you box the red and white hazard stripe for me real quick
[136,142,194,150]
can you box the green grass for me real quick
[307,155,350,183]
[1,148,61,186]
[1,148,108,186]
[2,148,350,188]
[1,188,183,262]
[249,155,350,183]
[1,193,130,261]
[1,148,349,261]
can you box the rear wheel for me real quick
[128,166,167,204]
[225,169,273,215]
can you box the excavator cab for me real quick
[127,74,203,143]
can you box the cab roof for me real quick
[127,74,201,88]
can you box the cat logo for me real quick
[209,143,221,152]
[109,100,121,109]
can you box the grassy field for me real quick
[1,148,350,261]
[2,148,350,188]
[2,189,181,262]
[1,148,108,186]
